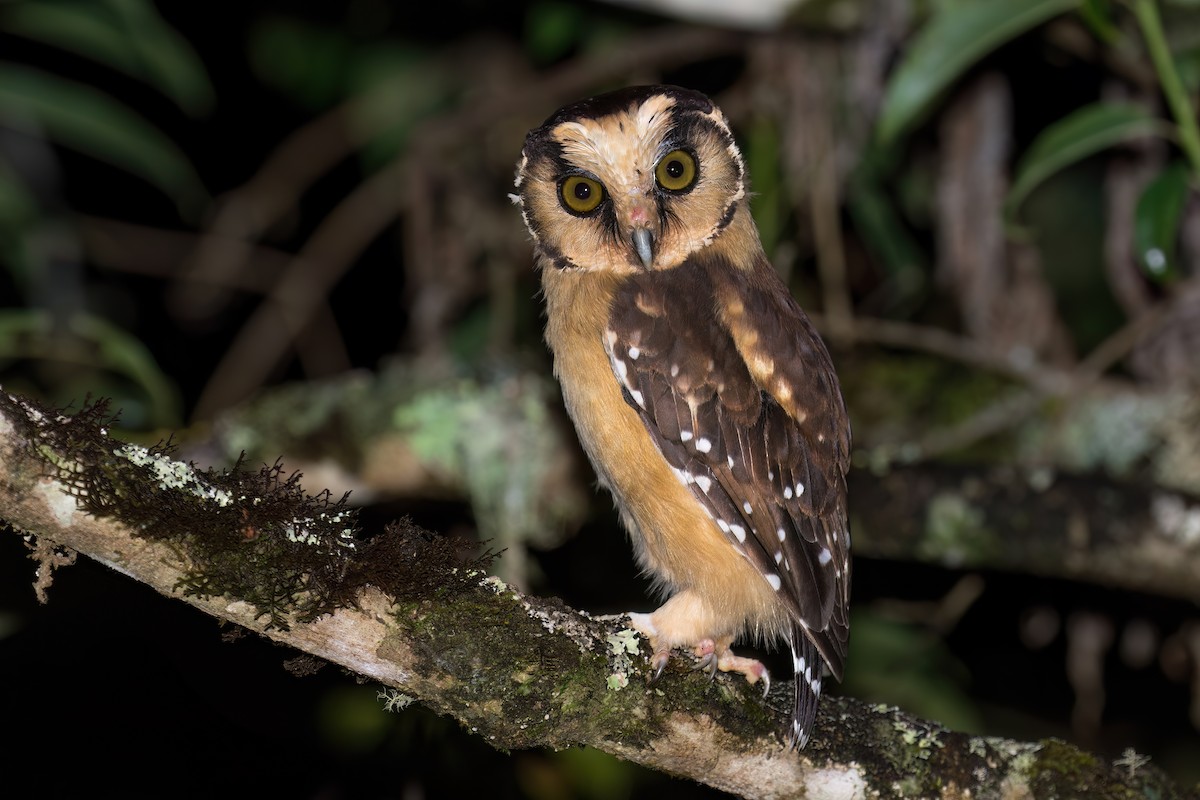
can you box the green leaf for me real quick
[1079,0,1120,44]
[745,117,784,258]
[248,17,350,109]
[1133,161,1191,282]
[0,65,207,214]
[0,309,181,429]
[877,0,1079,147]
[1,0,215,116]
[346,47,450,169]
[1006,102,1168,220]
[846,157,929,315]
[0,165,38,287]
[0,161,36,228]
[525,0,587,64]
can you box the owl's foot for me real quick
[628,612,672,679]
[692,639,771,696]
[628,613,770,696]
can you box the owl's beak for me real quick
[631,227,655,269]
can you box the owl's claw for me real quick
[650,651,669,681]
[627,613,769,692]
[692,640,719,680]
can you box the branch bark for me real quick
[0,391,1194,800]
[849,465,1200,606]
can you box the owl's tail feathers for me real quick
[788,629,824,750]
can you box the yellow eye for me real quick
[560,175,605,214]
[655,149,698,192]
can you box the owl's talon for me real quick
[650,652,669,681]
[692,639,718,676]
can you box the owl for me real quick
[513,85,851,748]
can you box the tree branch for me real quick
[0,391,1193,799]
[850,465,1200,606]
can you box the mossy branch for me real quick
[0,391,1194,800]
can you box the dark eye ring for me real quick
[655,149,698,192]
[559,175,605,215]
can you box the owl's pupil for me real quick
[666,160,684,178]
[574,183,591,200]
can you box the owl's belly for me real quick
[540,267,782,635]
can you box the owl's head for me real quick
[514,85,748,274]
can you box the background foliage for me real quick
[2,0,1199,797]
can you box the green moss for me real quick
[864,709,953,796]
[2,392,494,629]
[1034,738,1103,783]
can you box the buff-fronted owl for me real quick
[513,85,851,748]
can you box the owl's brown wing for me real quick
[605,252,850,677]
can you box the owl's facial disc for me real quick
[519,86,747,274]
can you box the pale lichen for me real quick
[1112,747,1151,777]
[118,443,234,507]
[605,627,642,692]
[378,688,416,712]
[892,718,945,759]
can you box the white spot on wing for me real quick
[696,438,712,453]
[742,501,753,514]
[670,363,680,377]
[730,524,746,543]
[777,527,786,542]
[628,346,640,360]
[766,574,782,591]
[630,389,645,408]
[818,547,832,566]
[695,475,712,493]
[680,430,693,442]
[774,550,783,564]
[795,482,805,496]
[783,486,793,500]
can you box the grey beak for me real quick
[632,228,654,269]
